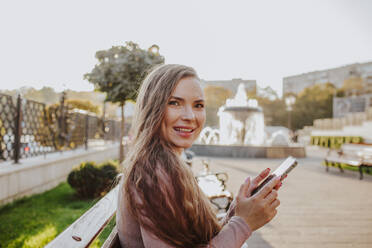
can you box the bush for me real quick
[67,160,119,199]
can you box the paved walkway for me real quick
[191,146,372,248]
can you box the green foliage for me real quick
[341,76,364,96]
[24,86,60,105]
[290,82,336,130]
[256,97,287,126]
[67,161,119,199]
[84,41,164,105]
[242,86,287,127]
[66,99,100,114]
[0,183,98,248]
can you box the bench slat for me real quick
[102,227,121,248]
[325,156,361,166]
[45,184,120,248]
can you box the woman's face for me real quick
[161,76,206,154]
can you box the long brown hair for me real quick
[123,64,221,247]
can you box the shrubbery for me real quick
[67,160,120,199]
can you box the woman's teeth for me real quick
[175,128,193,132]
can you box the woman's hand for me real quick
[235,173,281,231]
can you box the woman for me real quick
[117,64,281,247]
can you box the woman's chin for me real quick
[172,142,193,150]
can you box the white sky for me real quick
[0,0,371,96]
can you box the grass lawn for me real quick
[0,182,115,248]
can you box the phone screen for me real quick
[251,156,298,195]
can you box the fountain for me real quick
[218,83,265,146]
[192,83,305,158]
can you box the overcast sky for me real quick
[0,0,371,96]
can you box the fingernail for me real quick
[245,177,250,183]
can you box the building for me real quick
[333,94,372,118]
[201,78,257,95]
[283,61,372,95]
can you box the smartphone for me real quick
[251,156,298,195]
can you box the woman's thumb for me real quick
[238,177,249,199]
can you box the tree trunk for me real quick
[119,104,125,163]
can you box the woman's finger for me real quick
[256,176,281,199]
[274,181,283,190]
[270,199,280,209]
[252,168,270,187]
[243,177,251,197]
[247,168,270,196]
[264,190,278,204]
[237,177,250,200]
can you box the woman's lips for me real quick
[173,127,194,138]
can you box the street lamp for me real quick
[285,95,296,130]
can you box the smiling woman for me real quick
[161,76,206,154]
[117,64,282,247]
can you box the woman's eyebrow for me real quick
[170,96,204,102]
[170,96,184,101]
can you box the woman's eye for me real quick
[195,103,204,108]
[168,100,179,106]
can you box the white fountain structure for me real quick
[219,84,265,146]
[199,83,265,146]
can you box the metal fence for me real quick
[0,92,121,164]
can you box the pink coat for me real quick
[116,172,251,248]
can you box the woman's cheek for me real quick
[199,110,206,126]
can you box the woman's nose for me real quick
[181,106,195,120]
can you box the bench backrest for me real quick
[342,144,372,160]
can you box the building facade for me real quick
[283,61,372,95]
[333,94,372,118]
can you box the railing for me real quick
[0,93,122,164]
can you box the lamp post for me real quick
[285,95,296,130]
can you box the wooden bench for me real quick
[47,162,234,247]
[196,160,233,216]
[324,144,372,179]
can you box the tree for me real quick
[341,76,364,96]
[256,97,287,126]
[23,87,59,105]
[243,86,287,127]
[204,85,232,127]
[84,42,164,162]
[66,99,100,114]
[290,82,336,130]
